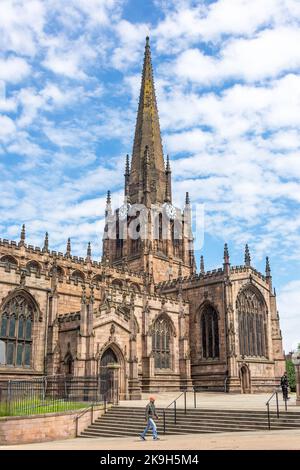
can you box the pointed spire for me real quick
[105,190,112,217]
[19,224,26,246]
[86,242,92,259]
[223,243,230,275]
[130,36,166,205]
[244,244,251,267]
[265,256,272,291]
[224,243,230,264]
[265,256,271,277]
[65,238,71,257]
[185,192,190,205]
[200,255,205,274]
[43,232,49,252]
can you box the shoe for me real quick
[140,435,146,441]
[153,437,160,440]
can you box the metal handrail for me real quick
[75,397,107,437]
[266,390,282,430]
[162,391,188,434]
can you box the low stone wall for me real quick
[0,405,105,445]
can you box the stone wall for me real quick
[0,406,105,445]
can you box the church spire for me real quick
[129,36,166,205]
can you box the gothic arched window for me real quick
[50,265,64,280]
[1,255,18,267]
[237,287,268,358]
[152,316,172,369]
[201,305,220,359]
[71,270,85,282]
[26,260,41,273]
[0,294,35,367]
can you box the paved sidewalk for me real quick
[119,391,298,412]
[2,429,300,450]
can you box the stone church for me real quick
[0,38,285,399]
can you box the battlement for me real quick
[58,311,81,323]
[0,237,144,285]
[230,265,266,282]
[156,267,225,291]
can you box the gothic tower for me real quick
[102,38,196,283]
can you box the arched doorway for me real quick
[99,348,120,403]
[240,365,251,393]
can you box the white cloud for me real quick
[111,20,150,70]
[0,0,46,57]
[278,280,300,352]
[173,27,300,84]
[154,0,300,49]
[0,57,31,83]
[0,115,16,140]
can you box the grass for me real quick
[0,399,91,417]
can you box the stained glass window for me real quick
[201,305,219,359]
[152,316,172,369]
[237,288,267,358]
[0,294,35,367]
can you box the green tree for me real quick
[286,360,296,392]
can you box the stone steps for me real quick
[80,405,300,438]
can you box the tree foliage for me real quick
[286,360,296,392]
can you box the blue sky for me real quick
[0,0,299,352]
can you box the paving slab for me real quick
[1,429,300,450]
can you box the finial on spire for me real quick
[224,243,230,264]
[19,224,26,246]
[244,244,251,267]
[266,256,271,277]
[146,36,150,46]
[185,192,190,205]
[65,238,71,257]
[200,255,205,274]
[105,190,112,217]
[43,232,49,252]
[87,242,92,259]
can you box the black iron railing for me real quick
[162,390,198,434]
[0,376,106,417]
[266,389,288,430]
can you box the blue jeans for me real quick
[141,417,158,439]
